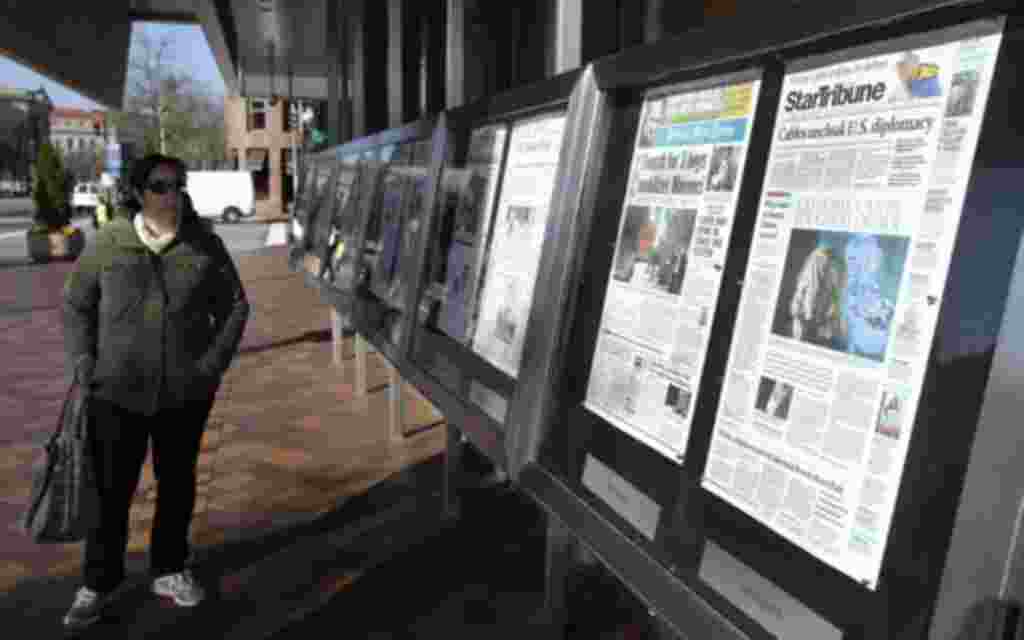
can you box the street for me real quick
[0,198,279,268]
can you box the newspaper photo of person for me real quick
[772,230,909,362]
[637,98,667,148]
[889,51,943,102]
[454,169,491,242]
[875,389,906,438]
[665,384,693,420]
[946,69,980,117]
[755,377,794,420]
[493,279,520,345]
[613,206,651,283]
[652,208,696,295]
[706,145,740,192]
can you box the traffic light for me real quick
[288,102,298,130]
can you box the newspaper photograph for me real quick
[321,157,360,286]
[700,23,1004,589]
[436,125,507,343]
[584,76,763,462]
[471,113,566,378]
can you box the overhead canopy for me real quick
[226,0,336,100]
[0,0,242,109]
[0,2,134,109]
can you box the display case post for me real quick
[330,307,346,370]
[541,512,574,638]
[443,424,463,521]
[354,332,368,396]
[387,360,405,443]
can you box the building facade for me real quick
[224,95,302,220]
[0,86,52,184]
[49,107,153,182]
[49,106,104,156]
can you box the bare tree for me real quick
[125,30,181,154]
[124,30,227,162]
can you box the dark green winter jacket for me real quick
[63,215,250,415]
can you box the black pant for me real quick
[84,396,213,593]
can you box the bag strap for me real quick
[47,370,82,449]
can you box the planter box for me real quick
[27,227,85,263]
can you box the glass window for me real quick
[248,99,268,130]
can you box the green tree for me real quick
[62,148,101,183]
[32,142,71,230]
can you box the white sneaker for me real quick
[152,569,206,607]
[63,586,107,629]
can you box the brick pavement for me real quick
[0,246,446,615]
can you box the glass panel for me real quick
[703,28,1005,591]
[423,124,508,344]
[469,112,567,378]
[357,138,434,345]
[321,152,364,290]
[361,140,433,312]
[584,78,762,464]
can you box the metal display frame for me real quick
[347,116,446,367]
[307,148,371,315]
[288,148,341,277]
[399,69,602,472]
[516,1,1024,638]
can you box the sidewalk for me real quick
[0,246,447,634]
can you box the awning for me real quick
[0,3,132,109]
[246,149,268,172]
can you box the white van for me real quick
[185,171,255,223]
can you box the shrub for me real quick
[32,142,71,231]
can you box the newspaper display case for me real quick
[347,117,445,367]
[403,71,601,469]
[311,150,374,315]
[520,1,1024,638]
[289,149,340,280]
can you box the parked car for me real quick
[72,182,100,213]
[0,179,29,197]
[185,171,255,223]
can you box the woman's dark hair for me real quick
[124,153,188,213]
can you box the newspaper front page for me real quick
[584,77,763,462]
[471,113,567,378]
[323,155,359,287]
[701,24,1003,588]
[437,125,507,342]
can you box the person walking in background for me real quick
[61,154,250,630]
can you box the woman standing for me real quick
[61,154,250,630]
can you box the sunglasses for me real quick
[145,180,182,194]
